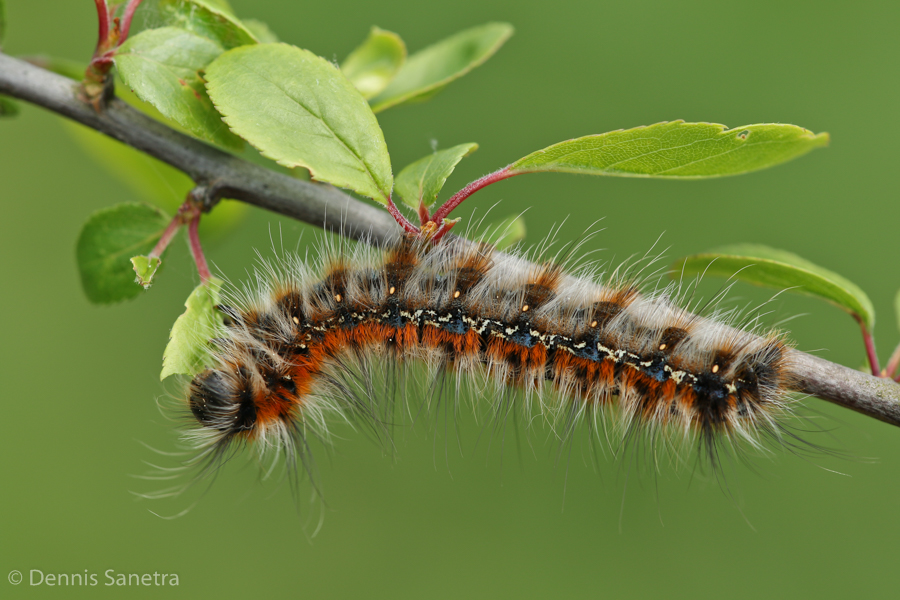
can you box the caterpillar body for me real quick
[184,234,798,479]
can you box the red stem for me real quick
[855,315,880,376]
[883,341,900,379]
[93,0,111,53]
[431,167,518,223]
[417,201,431,226]
[386,196,420,235]
[188,214,212,284]
[149,214,182,258]
[120,0,145,41]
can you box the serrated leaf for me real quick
[394,143,478,210]
[243,19,279,43]
[481,214,526,250]
[341,27,406,99]
[131,255,162,289]
[508,121,829,178]
[116,27,243,150]
[160,277,224,380]
[157,0,257,49]
[76,203,171,304]
[369,22,513,113]
[0,95,18,117]
[673,244,875,330]
[205,43,394,204]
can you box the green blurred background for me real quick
[2,0,899,597]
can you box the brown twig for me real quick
[1,51,899,427]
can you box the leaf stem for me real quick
[855,315,880,376]
[386,195,420,235]
[188,213,211,284]
[417,201,431,226]
[120,0,145,41]
[431,167,517,223]
[148,211,183,259]
[884,341,900,379]
[93,0,111,53]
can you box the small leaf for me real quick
[131,255,162,289]
[394,143,478,210]
[341,27,406,99]
[508,121,829,178]
[0,95,19,117]
[205,43,394,204]
[673,244,875,330]
[243,19,279,43]
[157,0,257,49]
[160,277,224,380]
[370,22,513,113]
[76,203,171,304]
[481,214,526,250]
[116,27,243,150]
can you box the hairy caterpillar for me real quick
[181,232,801,485]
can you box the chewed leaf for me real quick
[131,256,162,289]
[394,143,478,210]
[116,27,243,150]
[205,43,393,204]
[674,244,875,330]
[341,27,406,99]
[508,121,829,178]
[369,22,513,113]
[481,214,526,250]
[76,203,171,304]
[0,95,18,117]
[157,0,257,48]
[161,278,224,380]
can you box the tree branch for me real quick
[2,51,899,428]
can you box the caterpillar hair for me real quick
[171,228,808,497]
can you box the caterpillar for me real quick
[181,231,800,484]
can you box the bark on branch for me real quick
[2,51,899,427]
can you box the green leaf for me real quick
[243,19,279,43]
[76,203,171,304]
[0,95,19,117]
[481,214,526,250]
[116,27,243,150]
[673,244,875,330]
[205,43,394,204]
[394,143,478,210]
[369,22,513,113]
[341,27,406,99]
[157,0,257,49]
[160,277,224,380]
[192,0,234,13]
[131,255,162,289]
[508,121,829,178]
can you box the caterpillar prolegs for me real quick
[182,232,801,485]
